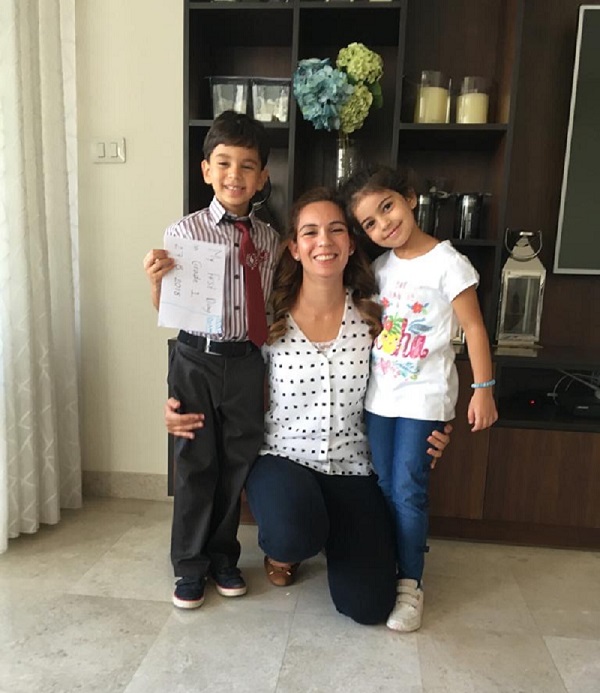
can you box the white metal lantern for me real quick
[496,229,546,347]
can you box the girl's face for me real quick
[288,201,354,280]
[352,189,418,252]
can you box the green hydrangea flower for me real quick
[336,42,383,85]
[339,84,373,134]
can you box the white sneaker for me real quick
[386,579,424,632]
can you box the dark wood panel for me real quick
[429,360,490,519]
[541,277,600,349]
[485,428,600,528]
[430,516,600,549]
[505,0,600,351]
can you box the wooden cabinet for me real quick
[483,349,600,539]
[485,428,600,528]
[431,348,600,547]
[429,359,490,520]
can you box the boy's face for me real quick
[201,144,268,217]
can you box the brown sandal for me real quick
[263,555,300,587]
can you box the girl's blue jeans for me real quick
[365,412,444,584]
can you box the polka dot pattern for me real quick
[260,293,373,476]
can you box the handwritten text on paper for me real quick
[158,236,227,334]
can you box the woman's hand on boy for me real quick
[164,398,205,440]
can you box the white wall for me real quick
[76,0,183,476]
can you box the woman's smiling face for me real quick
[288,201,354,280]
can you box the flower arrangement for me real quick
[292,42,384,135]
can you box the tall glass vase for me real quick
[335,132,360,189]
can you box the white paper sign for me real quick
[158,236,227,334]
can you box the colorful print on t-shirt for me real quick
[372,292,433,381]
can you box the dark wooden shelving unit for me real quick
[184,0,523,336]
[178,0,600,548]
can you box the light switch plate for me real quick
[92,137,126,163]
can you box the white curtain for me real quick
[0,0,81,553]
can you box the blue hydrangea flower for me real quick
[293,59,354,131]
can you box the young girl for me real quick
[341,165,498,632]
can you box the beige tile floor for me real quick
[1,497,598,693]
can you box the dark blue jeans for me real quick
[365,413,444,584]
[245,454,397,625]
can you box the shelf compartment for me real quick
[495,363,600,432]
[188,8,294,121]
[397,124,507,151]
[400,0,521,126]
[189,7,293,47]
[396,147,504,239]
[298,6,402,49]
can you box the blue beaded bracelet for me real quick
[471,379,496,389]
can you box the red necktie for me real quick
[234,220,268,347]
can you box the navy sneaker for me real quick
[211,566,247,597]
[172,577,206,609]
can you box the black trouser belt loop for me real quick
[177,331,257,357]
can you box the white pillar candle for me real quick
[414,86,449,123]
[456,92,489,124]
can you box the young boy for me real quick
[143,111,279,609]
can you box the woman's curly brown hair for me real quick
[268,187,382,344]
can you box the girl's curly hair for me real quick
[268,187,382,344]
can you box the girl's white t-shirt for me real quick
[365,240,479,422]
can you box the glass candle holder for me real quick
[456,76,489,124]
[414,71,450,124]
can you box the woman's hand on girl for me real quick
[427,423,452,468]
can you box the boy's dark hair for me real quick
[339,164,416,228]
[203,111,270,168]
